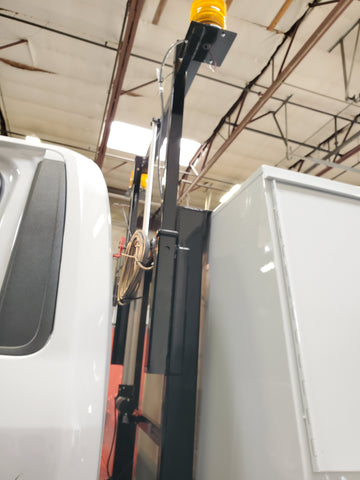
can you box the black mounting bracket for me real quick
[182,21,237,68]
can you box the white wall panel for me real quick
[197,166,360,480]
[273,182,360,472]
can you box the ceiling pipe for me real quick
[316,143,360,177]
[304,127,360,173]
[95,0,145,169]
[178,0,354,202]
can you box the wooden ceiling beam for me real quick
[267,0,296,32]
[95,0,145,169]
[152,0,168,25]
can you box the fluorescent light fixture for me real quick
[160,138,200,167]
[25,135,41,146]
[108,122,200,165]
[219,184,241,204]
[108,121,153,156]
[260,261,275,274]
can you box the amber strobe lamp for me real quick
[190,0,227,29]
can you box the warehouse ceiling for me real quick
[1,0,360,228]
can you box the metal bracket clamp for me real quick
[116,385,151,426]
[115,384,135,414]
[117,384,134,398]
[181,21,237,68]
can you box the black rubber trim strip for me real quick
[0,160,66,355]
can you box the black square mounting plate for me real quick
[184,21,237,67]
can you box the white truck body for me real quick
[0,136,112,480]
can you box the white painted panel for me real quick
[198,166,360,480]
[273,181,360,472]
[196,176,305,480]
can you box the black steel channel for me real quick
[111,304,130,365]
[134,21,233,479]
[147,25,212,374]
[168,246,189,375]
[146,228,179,373]
[159,207,210,480]
[162,48,186,231]
[111,421,136,480]
[146,43,186,374]
[129,156,144,238]
[147,21,236,374]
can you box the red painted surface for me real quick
[99,328,123,480]
[113,237,126,259]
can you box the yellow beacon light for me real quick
[129,171,148,190]
[190,0,227,29]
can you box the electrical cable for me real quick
[155,121,165,207]
[157,38,185,120]
[156,39,185,216]
[157,148,163,200]
[117,230,153,304]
